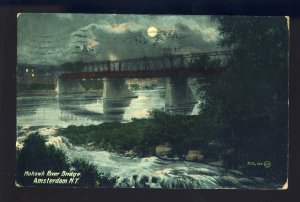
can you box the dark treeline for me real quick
[199,16,288,182]
[17,83,56,91]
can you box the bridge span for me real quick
[60,51,231,79]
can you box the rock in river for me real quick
[185,150,204,162]
[155,145,172,157]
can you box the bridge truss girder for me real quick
[61,51,231,79]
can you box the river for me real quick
[16,78,279,189]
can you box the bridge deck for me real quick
[60,68,224,79]
[60,51,231,79]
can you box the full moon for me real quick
[147,26,157,37]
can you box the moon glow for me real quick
[147,26,157,37]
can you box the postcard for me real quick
[16,13,289,189]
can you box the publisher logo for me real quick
[264,161,271,168]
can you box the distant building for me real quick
[17,65,38,78]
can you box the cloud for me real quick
[104,22,139,33]
[17,14,220,66]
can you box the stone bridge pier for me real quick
[56,78,86,94]
[165,77,197,115]
[102,78,136,121]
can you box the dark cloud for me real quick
[17,14,220,66]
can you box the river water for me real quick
[16,79,279,189]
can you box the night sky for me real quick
[17,13,221,66]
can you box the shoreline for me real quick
[17,89,104,97]
[17,124,224,167]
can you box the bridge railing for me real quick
[81,51,231,73]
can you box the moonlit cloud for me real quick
[104,22,139,33]
[17,13,221,66]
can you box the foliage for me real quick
[58,111,214,158]
[130,83,140,90]
[147,110,211,154]
[69,158,118,188]
[191,55,222,70]
[71,159,99,187]
[16,133,118,187]
[16,133,69,186]
[199,16,289,182]
[17,83,56,91]
[98,172,119,188]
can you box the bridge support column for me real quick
[165,77,197,114]
[102,78,137,121]
[57,78,86,94]
[103,78,136,99]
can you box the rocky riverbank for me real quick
[82,141,225,168]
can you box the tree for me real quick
[16,133,69,186]
[200,16,288,183]
[71,159,118,188]
[70,159,99,187]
